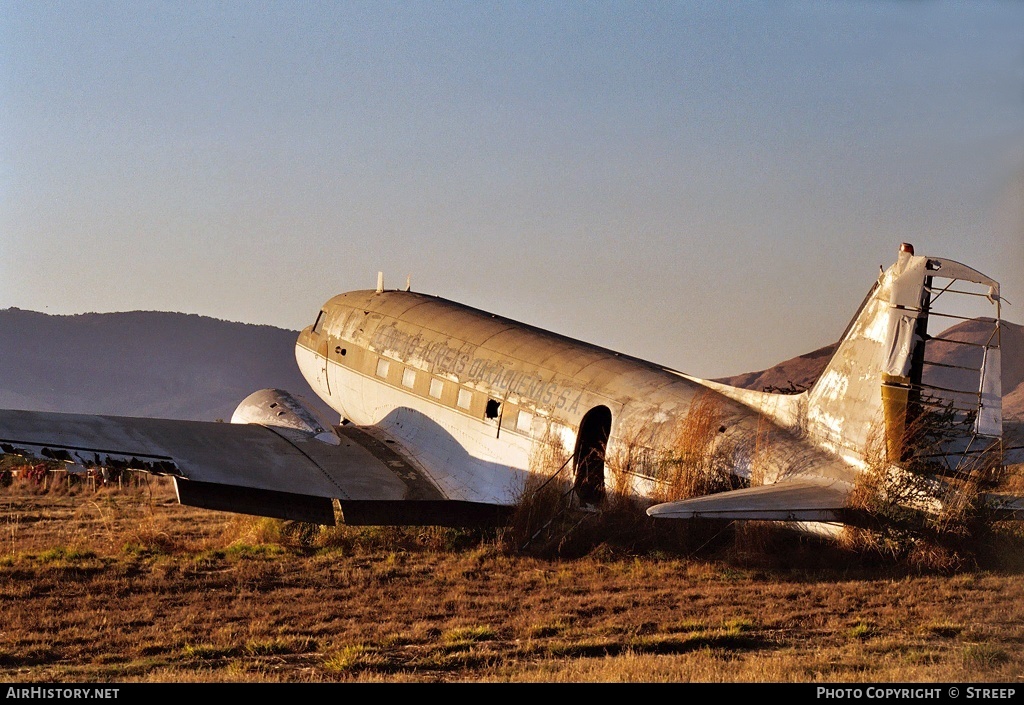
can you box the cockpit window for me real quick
[312,310,326,335]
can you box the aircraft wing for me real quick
[0,408,511,527]
[645,478,857,523]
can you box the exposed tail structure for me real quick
[805,243,1001,472]
[649,244,1008,526]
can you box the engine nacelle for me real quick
[231,388,341,445]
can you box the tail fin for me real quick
[805,243,1002,471]
[648,244,1003,530]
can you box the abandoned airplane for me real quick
[0,244,1017,534]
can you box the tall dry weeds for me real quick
[583,393,764,557]
[841,406,1008,571]
[634,391,736,505]
[500,427,576,554]
[730,413,785,557]
[662,391,731,500]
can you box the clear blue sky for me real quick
[2,1,1022,378]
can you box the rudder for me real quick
[805,243,1002,473]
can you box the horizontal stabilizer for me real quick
[646,479,856,522]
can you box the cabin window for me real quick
[516,409,533,433]
[457,389,473,410]
[376,358,390,379]
[485,399,501,419]
[312,310,326,335]
[402,368,416,389]
[429,379,444,399]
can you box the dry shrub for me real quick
[220,516,375,553]
[997,462,1024,494]
[554,490,661,559]
[654,391,733,502]
[727,414,791,555]
[841,409,1011,571]
[117,510,190,556]
[221,515,291,546]
[500,428,575,555]
[499,423,674,557]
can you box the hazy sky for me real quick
[3,1,1022,379]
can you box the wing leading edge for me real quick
[0,409,511,527]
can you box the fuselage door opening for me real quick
[573,405,612,506]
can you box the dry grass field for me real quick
[3,466,1024,684]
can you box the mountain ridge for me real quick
[0,307,332,422]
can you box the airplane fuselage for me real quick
[294,289,855,510]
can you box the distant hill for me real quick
[0,308,333,422]
[714,341,840,396]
